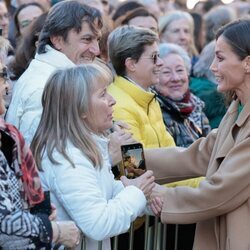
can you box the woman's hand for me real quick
[52,221,80,248]
[149,184,167,216]
[150,197,163,217]
[108,122,137,165]
[49,203,56,221]
[120,170,155,198]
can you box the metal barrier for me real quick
[111,215,180,250]
[79,216,183,250]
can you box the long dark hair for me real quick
[216,18,250,105]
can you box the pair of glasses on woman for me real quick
[141,53,160,64]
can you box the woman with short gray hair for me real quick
[153,42,210,249]
[154,43,210,148]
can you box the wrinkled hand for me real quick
[108,122,137,165]
[121,170,155,198]
[49,203,56,221]
[52,221,80,248]
[150,197,163,217]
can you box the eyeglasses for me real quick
[141,53,160,64]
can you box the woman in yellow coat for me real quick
[108,25,175,149]
[107,25,175,250]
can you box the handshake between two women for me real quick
[120,170,164,217]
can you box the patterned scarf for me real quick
[153,88,194,118]
[167,90,194,116]
[0,119,44,208]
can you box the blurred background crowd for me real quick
[0,0,249,249]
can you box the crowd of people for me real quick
[0,0,250,249]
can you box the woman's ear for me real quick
[125,57,136,72]
[244,55,250,74]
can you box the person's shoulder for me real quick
[190,77,217,91]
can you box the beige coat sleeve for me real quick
[158,136,250,224]
[145,129,218,184]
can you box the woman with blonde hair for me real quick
[0,36,80,250]
[31,63,155,250]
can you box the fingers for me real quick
[56,221,80,248]
[120,175,130,187]
[49,203,57,221]
[143,182,155,198]
[150,197,163,216]
[109,130,134,146]
[113,120,131,130]
[141,170,154,178]
[150,202,160,216]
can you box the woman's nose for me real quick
[210,58,217,73]
[170,71,181,81]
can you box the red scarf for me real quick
[0,119,44,207]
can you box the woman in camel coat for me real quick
[144,18,250,250]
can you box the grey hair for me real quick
[159,43,191,74]
[159,10,198,56]
[108,25,158,76]
[31,63,113,170]
[204,5,237,44]
[193,40,216,83]
[37,0,103,54]
[159,10,194,35]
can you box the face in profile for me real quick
[86,78,116,134]
[0,64,9,115]
[210,36,247,94]
[161,18,192,53]
[156,53,189,100]
[52,21,101,65]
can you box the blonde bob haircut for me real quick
[31,63,113,169]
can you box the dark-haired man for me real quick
[6,1,102,144]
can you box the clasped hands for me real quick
[121,170,165,217]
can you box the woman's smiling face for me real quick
[156,53,189,100]
[210,36,248,100]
